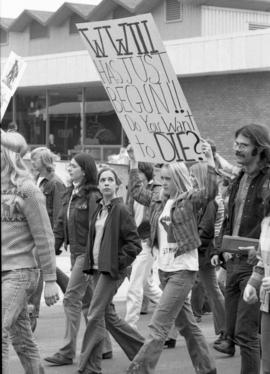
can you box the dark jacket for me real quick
[39,172,65,228]
[197,200,218,268]
[223,167,270,240]
[214,166,270,259]
[83,197,142,280]
[54,184,101,256]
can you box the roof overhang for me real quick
[49,3,95,26]
[1,29,269,88]
[38,101,114,115]
[9,10,53,32]
[0,18,14,30]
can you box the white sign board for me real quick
[77,14,205,164]
[1,52,27,121]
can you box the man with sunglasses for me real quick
[211,124,270,374]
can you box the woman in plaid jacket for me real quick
[126,144,217,374]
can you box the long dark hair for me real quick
[72,153,99,196]
[235,124,270,167]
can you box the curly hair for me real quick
[1,146,34,188]
[30,147,56,172]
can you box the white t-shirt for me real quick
[133,200,144,227]
[92,205,108,269]
[157,199,198,272]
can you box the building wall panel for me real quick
[151,0,202,41]
[181,72,270,164]
[1,30,269,88]
[202,5,270,35]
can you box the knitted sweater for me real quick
[1,181,56,281]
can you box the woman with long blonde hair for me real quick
[1,130,59,374]
[126,144,217,374]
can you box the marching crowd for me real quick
[1,122,270,374]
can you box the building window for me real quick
[249,23,270,31]
[165,0,183,22]
[69,14,85,34]
[0,28,8,45]
[29,20,48,40]
[16,90,47,145]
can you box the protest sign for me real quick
[1,52,27,121]
[77,14,205,164]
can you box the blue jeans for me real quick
[2,268,44,374]
[127,269,216,374]
[225,257,261,374]
[78,271,144,373]
[192,265,225,334]
[58,253,112,359]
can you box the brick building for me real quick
[1,0,270,161]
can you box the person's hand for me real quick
[223,252,233,262]
[243,284,258,304]
[201,140,212,157]
[211,255,220,266]
[201,139,215,167]
[126,145,136,162]
[127,144,138,169]
[262,277,270,292]
[44,281,59,306]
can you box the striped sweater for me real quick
[1,181,56,281]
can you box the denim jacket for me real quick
[129,165,217,256]
[224,167,270,239]
[38,172,65,228]
[53,185,101,256]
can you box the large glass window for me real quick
[9,85,124,161]
[85,87,122,146]
[83,87,123,161]
[16,89,47,145]
[49,87,82,159]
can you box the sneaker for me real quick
[213,339,235,356]
[44,352,73,365]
